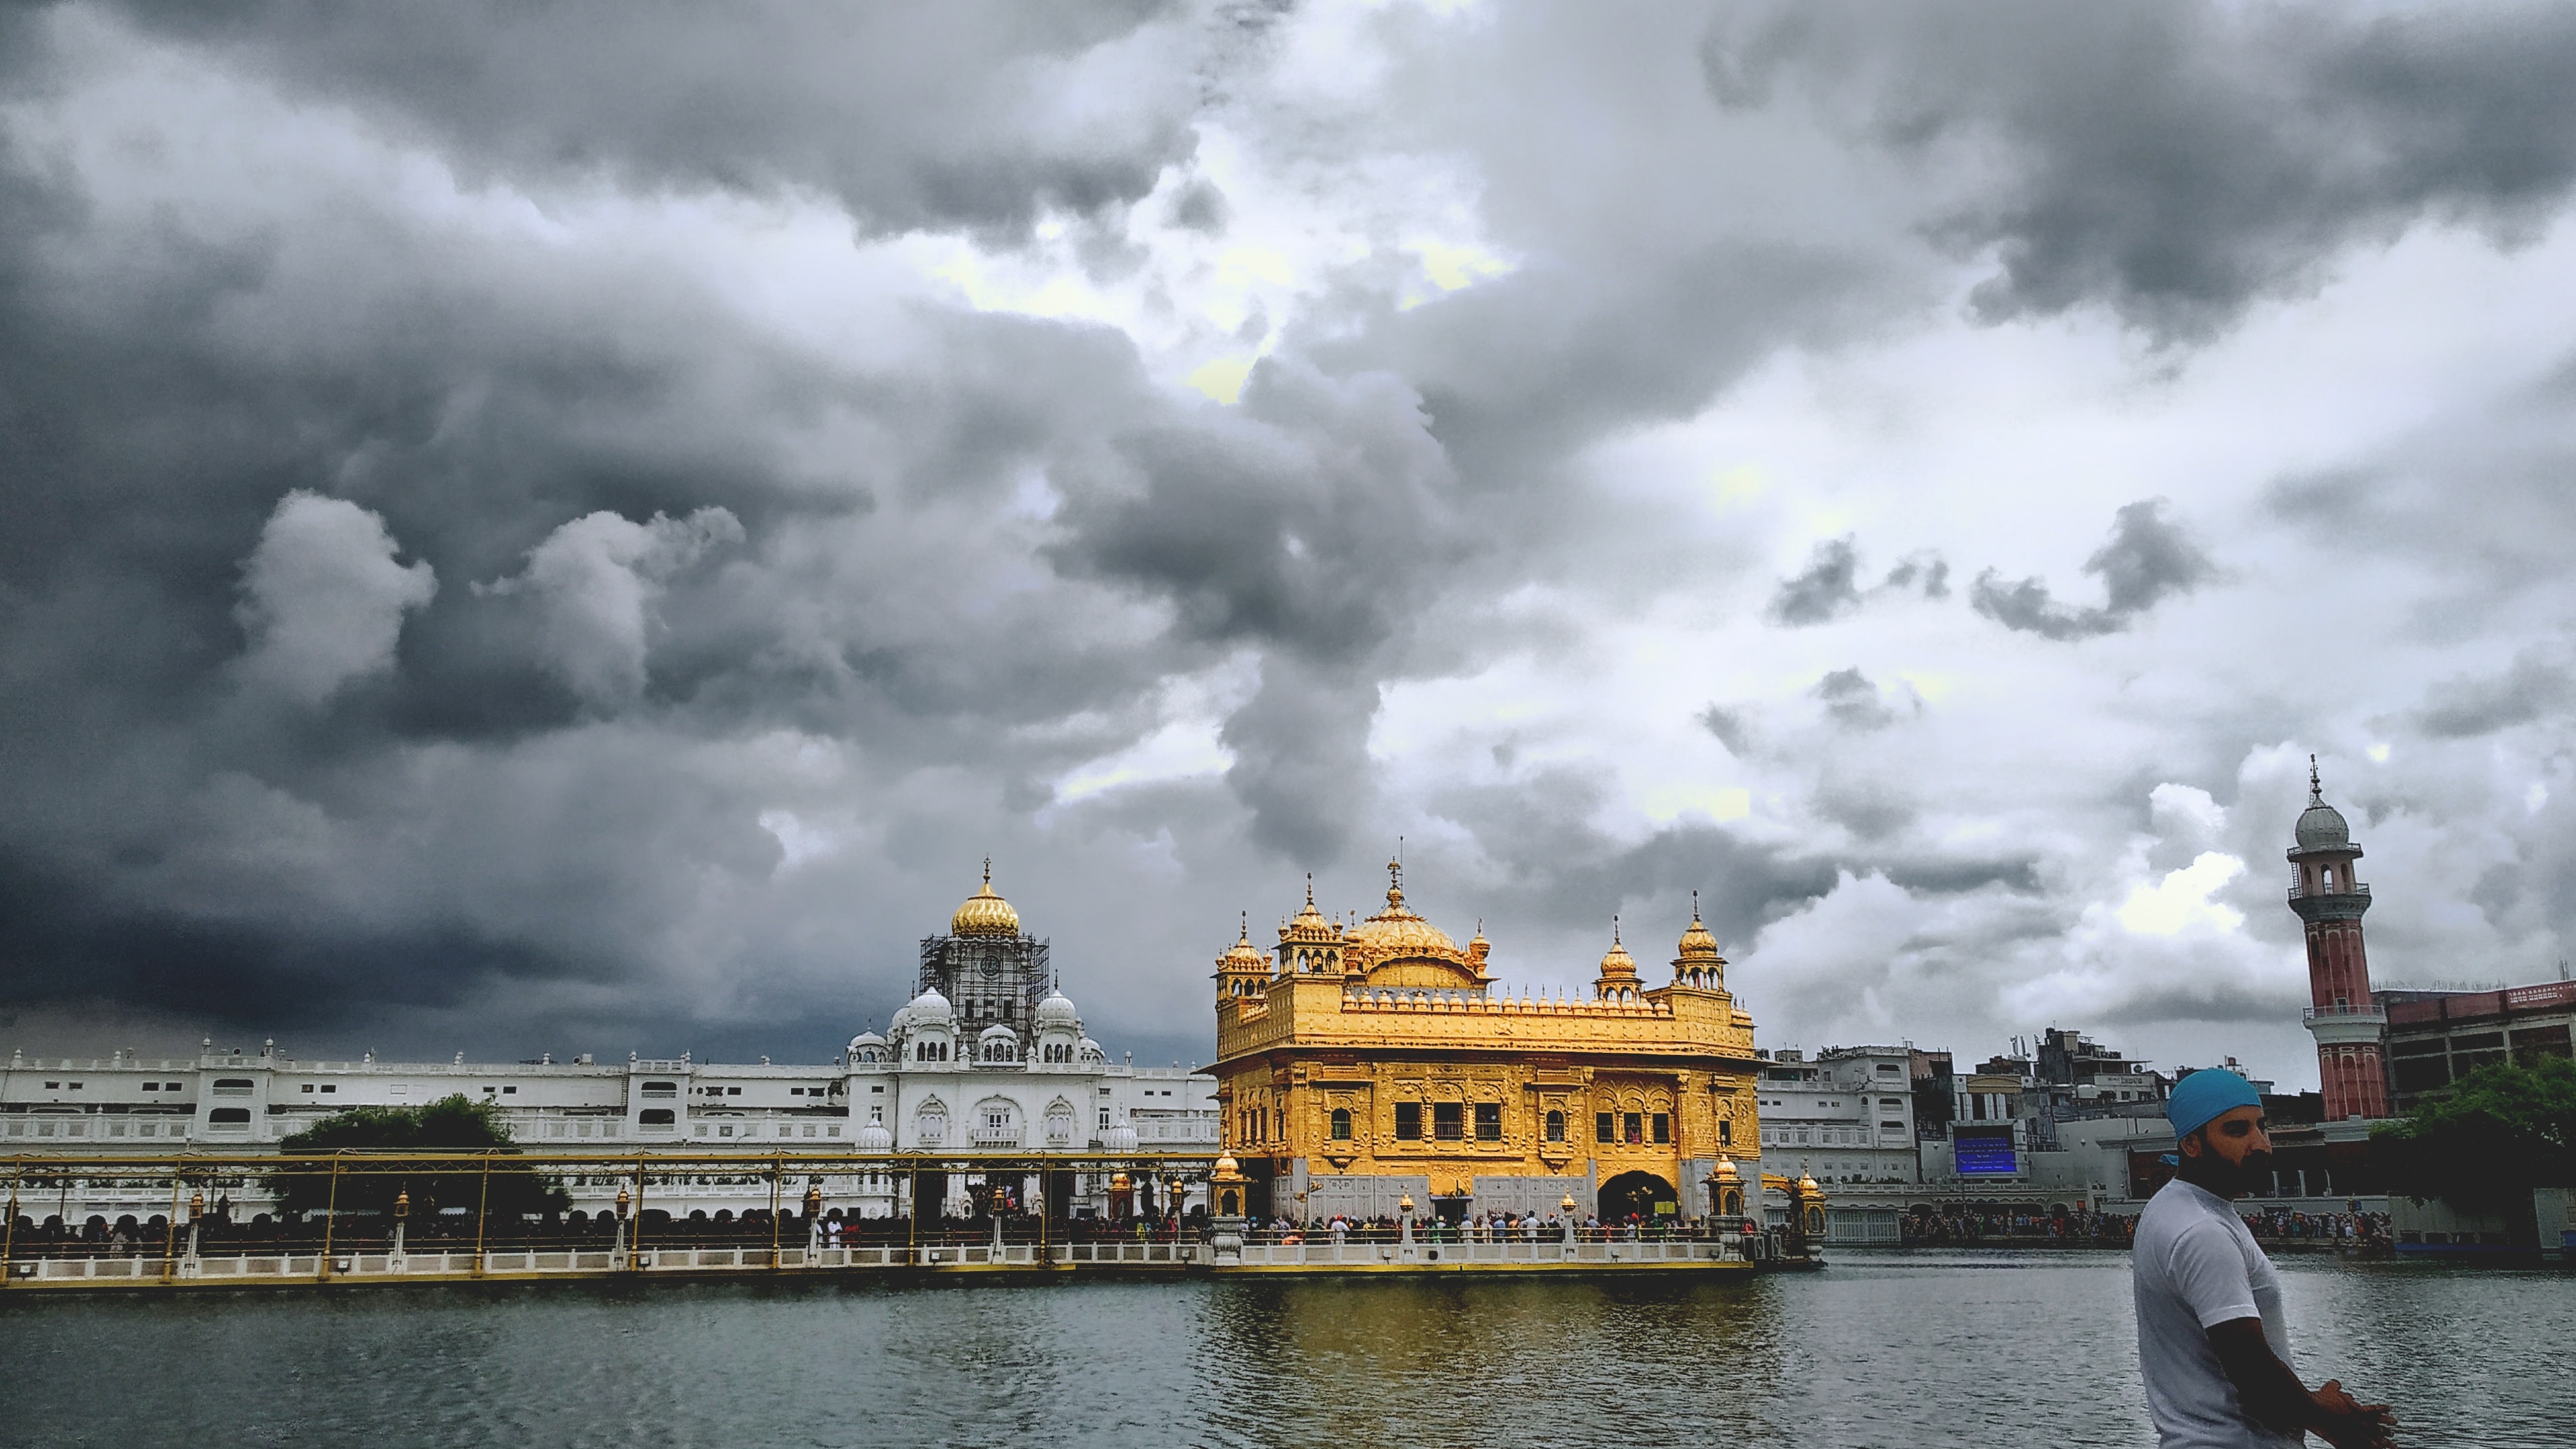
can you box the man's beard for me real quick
[2216,1148,2275,1198]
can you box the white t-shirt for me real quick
[2133,1179,2300,1449]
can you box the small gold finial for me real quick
[1305,872,1315,907]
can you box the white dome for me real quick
[1101,1125,1139,1153]
[1035,990,1079,1029]
[847,1031,885,1051]
[855,1121,893,1151]
[906,988,953,1026]
[1077,1037,1104,1062]
[978,1022,1018,1041]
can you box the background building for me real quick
[0,871,1219,1226]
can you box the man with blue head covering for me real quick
[2133,1068,2396,1448]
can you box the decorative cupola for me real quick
[1275,874,1344,975]
[1218,913,1271,1000]
[1672,892,1727,990]
[1466,921,1493,981]
[1594,918,1641,1002]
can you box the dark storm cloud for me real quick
[1769,538,1951,626]
[1812,667,1899,731]
[1697,705,1753,756]
[104,0,1205,240]
[1425,765,1841,952]
[1881,552,1950,600]
[1972,499,2215,640]
[2415,649,2573,738]
[1704,0,2576,340]
[1767,536,1861,624]
[0,24,1402,1047]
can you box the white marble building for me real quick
[1,874,1218,1225]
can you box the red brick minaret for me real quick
[2289,758,2389,1120]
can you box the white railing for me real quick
[2,1234,1747,1285]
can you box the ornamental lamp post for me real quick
[390,1188,410,1264]
[1397,1192,1416,1252]
[612,1185,631,1266]
[804,1183,824,1255]
[1561,1193,1579,1250]
[184,1190,206,1268]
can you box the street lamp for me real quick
[803,1183,824,1256]
[183,1190,205,1271]
[1561,1192,1579,1250]
[1397,1192,1416,1252]
[613,1185,631,1267]
[391,1188,410,1264]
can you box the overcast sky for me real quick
[9,1,2576,1086]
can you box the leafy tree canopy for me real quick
[2373,1056,2576,1211]
[265,1095,567,1220]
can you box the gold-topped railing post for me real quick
[628,1154,646,1270]
[317,1152,343,1280]
[158,1162,183,1282]
[471,1153,493,1277]
[1,1157,21,1288]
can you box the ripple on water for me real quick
[0,1255,2567,1448]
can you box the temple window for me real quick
[1432,1103,1464,1140]
[1596,1112,1614,1144]
[1395,1103,1423,1140]
[1651,1113,1670,1144]
[1474,1103,1501,1141]
[1545,1109,1566,1142]
[1623,1112,1643,1145]
[1330,1107,1353,1140]
[1719,1118,1732,1146]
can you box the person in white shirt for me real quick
[2133,1068,2395,1448]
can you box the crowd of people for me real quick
[2240,1206,2389,1250]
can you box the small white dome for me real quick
[1102,1125,1139,1153]
[855,1122,893,1151]
[906,988,953,1025]
[978,1022,1017,1041]
[1035,990,1079,1029]
[847,1031,885,1052]
[1078,1037,1104,1062]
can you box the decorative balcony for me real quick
[2285,872,2369,904]
[969,1126,1024,1148]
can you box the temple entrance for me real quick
[1598,1171,1676,1224]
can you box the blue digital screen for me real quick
[1955,1129,2017,1175]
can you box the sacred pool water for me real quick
[1,1251,2566,1447]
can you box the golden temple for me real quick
[1210,862,1765,1225]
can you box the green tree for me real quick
[2374,1056,2576,1213]
[265,1095,568,1223]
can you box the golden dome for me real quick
[1345,860,1460,963]
[1676,896,1722,961]
[1596,920,1639,982]
[1282,873,1339,944]
[951,858,1021,938]
[1218,913,1268,971]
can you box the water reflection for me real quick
[0,1255,2566,1448]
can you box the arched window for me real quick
[1545,1109,1565,1142]
[1330,1107,1352,1140]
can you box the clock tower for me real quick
[2288,761,2390,1121]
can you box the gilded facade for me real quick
[1210,864,1763,1224]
